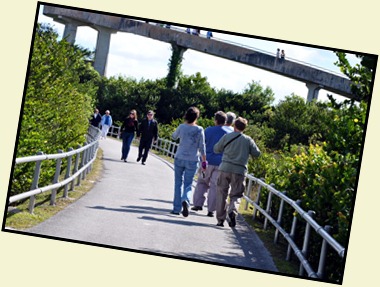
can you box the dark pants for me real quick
[138,138,153,163]
[121,132,134,160]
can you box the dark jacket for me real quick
[121,117,139,134]
[90,113,102,127]
[138,118,158,142]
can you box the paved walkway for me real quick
[26,138,277,272]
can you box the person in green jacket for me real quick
[213,117,261,227]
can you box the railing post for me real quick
[317,225,332,279]
[71,144,81,190]
[82,142,89,179]
[244,177,253,211]
[50,149,63,206]
[170,141,176,158]
[299,210,316,276]
[286,199,302,261]
[252,179,263,220]
[263,183,275,230]
[28,151,44,213]
[274,191,287,244]
[63,148,74,198]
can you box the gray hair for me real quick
[226,112,236,126]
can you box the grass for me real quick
[5,148,104,230]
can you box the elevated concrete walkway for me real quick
[43,5,356,101]
[26,138,278,272]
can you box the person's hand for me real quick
[201,161,208,170]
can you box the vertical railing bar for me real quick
[299,210,316,276]
[244,178,253,210]
[71,144,81,190]
[50,149,63,206]
[274,191,287,244]
[28,151,44,213]
[317,225,332,279]
[63,148,73,198]
[263,183,275,230]
[286,199,302,261]
[252,180,263,220]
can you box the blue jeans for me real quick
[121,132,134,160]
[172,158,198,213]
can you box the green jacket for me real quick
[214,131,260,175]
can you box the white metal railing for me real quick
[243,175,345,279]
[8,125,101,213]
[149,136,345,280]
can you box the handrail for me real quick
[8,125,101,213]
[150,135,345,280]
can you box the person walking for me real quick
[137,110,158,165]
[192,111,230,217]
[90,108,102,128]
[171,107,207,217]
[222,111,236,133]
[119,109,139,162]
[214,117,261,227]
[100,110,112,139]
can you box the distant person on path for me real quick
[100,110,112,139]
[207,31,213,39]
[137,110,158,165]
[192,111,230,217]
[171,107,207,217]
[90,108,102,128]
[119,109,139,162]
[214,117,261,227]
[222,111,236,133]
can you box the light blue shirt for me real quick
[172,124,206,162]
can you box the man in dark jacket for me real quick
[90,108,102,128]
[137,110,158,165]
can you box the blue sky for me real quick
[37,7,359,104]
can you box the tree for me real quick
[12,24,96,195]
[334,52,377,102]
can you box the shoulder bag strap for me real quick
[224,133,242,149]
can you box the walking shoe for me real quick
[170,211,180,215]
[207,211,214,217]
[137,157,141,162]
[182,201,189,217]
[191,206,203,211]
[216,221,224,227]
[228,211,236,228]
[142,162,146,165]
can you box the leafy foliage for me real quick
[12,24,96,195]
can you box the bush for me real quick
[11,24,96,196]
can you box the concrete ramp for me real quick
[25,138,277,273]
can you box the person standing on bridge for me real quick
[191,111,230,217]
[120,109,139,162]
[137,110,158,165]
[214,117,261,227]
[171,107,207,217]
[100,110,112,139]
